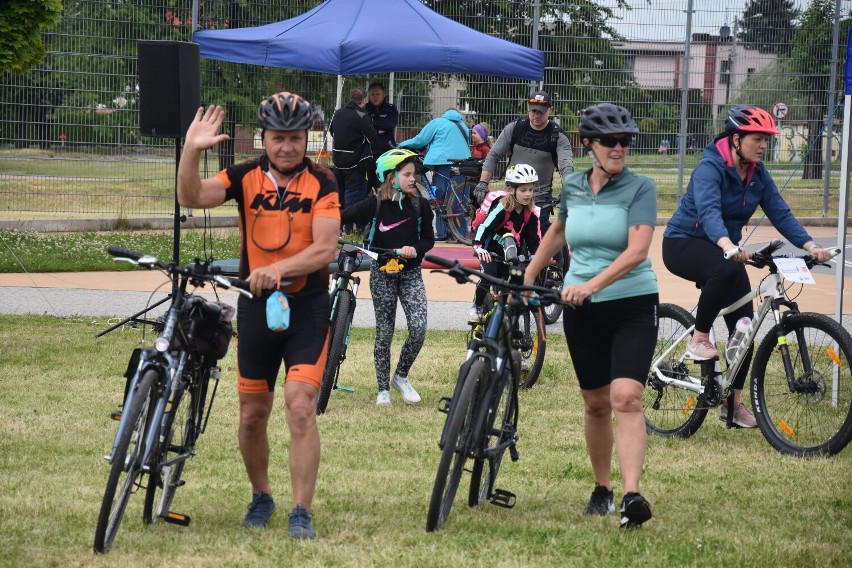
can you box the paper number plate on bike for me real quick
[774,257,816,285]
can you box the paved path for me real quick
[1,226,848,331]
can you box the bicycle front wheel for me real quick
[643,303,710,438]
[94,369,158,553]
[469,355,518,507]
[317,290,354,415]
[751,312,852,457]
[518,307,546,390]
[445,181,475,245]
[426,358,484,532]
[539,263,564,326]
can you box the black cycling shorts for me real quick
[235,292,330,393]
[562,293,659,390]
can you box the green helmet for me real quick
[375,148,420,182]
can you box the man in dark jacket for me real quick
[365,82,399,189]
[330,88,379,228]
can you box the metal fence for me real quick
[1,0,848,224]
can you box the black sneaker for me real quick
[241,491,275,528]
[619,492,652,528]
[288,503,317,539]
[584,484,614,516]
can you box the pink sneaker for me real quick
[686,336,719,360]
[720,400,758,428]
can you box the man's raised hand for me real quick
[185,105,230,150]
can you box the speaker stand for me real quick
[172,137,183,295]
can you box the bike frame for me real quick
[418,168,470,222]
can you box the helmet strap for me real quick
[585,145,617,179]
[390,176,405,209]
[730,133,750,164]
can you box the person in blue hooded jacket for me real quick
[398,109,470,240]
[663,105,834,428]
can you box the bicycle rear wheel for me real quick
[446,181,475,245]
[317,290,354,415]
[469,355,518,507]
[94,369,157,553]
[143,364,205,525]
[426,358,484,532]
[643,303,710,438]
[751,312,852,457]
[518,307,546,389]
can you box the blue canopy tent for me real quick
[193,0,545,82]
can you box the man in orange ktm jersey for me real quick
[177,92,340,538]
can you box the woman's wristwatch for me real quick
[805,243,818,253]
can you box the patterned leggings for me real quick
[369,264,428,392]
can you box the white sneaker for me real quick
[391,374,421,404]
[376,390,391,407]
[468,305,483,323]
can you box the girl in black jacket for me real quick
[340,149,435,407]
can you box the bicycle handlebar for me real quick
[424,254,565,306]
[337,239,416,259]
[743,239,842,270]
[107,246,254,299]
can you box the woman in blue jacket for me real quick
[398,109,470,240]
[663,105,833,428]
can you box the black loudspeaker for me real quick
[138,41,201,138]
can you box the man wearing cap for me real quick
[475,90,573,239]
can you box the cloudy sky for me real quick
[602,0,832,42]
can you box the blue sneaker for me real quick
[288,503,317,539]
[242,491,275,528]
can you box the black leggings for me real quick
[662,237,753,389]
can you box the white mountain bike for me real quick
[644,240,851,457]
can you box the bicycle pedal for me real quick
[437,396,452,414]
[509,444,520,462]
[490,489,516,509]
[161,511,191,526]
[110,410,122,421]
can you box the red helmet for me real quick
[725,105,779,135]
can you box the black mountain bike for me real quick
[424,254,564,532]
[473,251,548,390]
[93,246,253,553]
[318,239,414,414]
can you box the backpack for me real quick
[507,118,562,166]
[364,193,422,249]
[471,190,531,238]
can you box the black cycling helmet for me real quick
[578,103,640,138]
[257,92,314,131]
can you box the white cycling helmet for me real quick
[505,163,538,185]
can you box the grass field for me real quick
[0,149,841,220]
[1,315,851,567]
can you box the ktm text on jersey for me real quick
[216,156,340,296]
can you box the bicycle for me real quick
[644,239,852,457]
[93,246,253,553]
[472,250,548,390]
[317,239,415,414]
[417,157,481,245]
[536,195,571,325]
[424,254,564,532]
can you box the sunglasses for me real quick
[591,135,633,148]
[529,96,549,105]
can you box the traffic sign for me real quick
[772,101,789,120]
